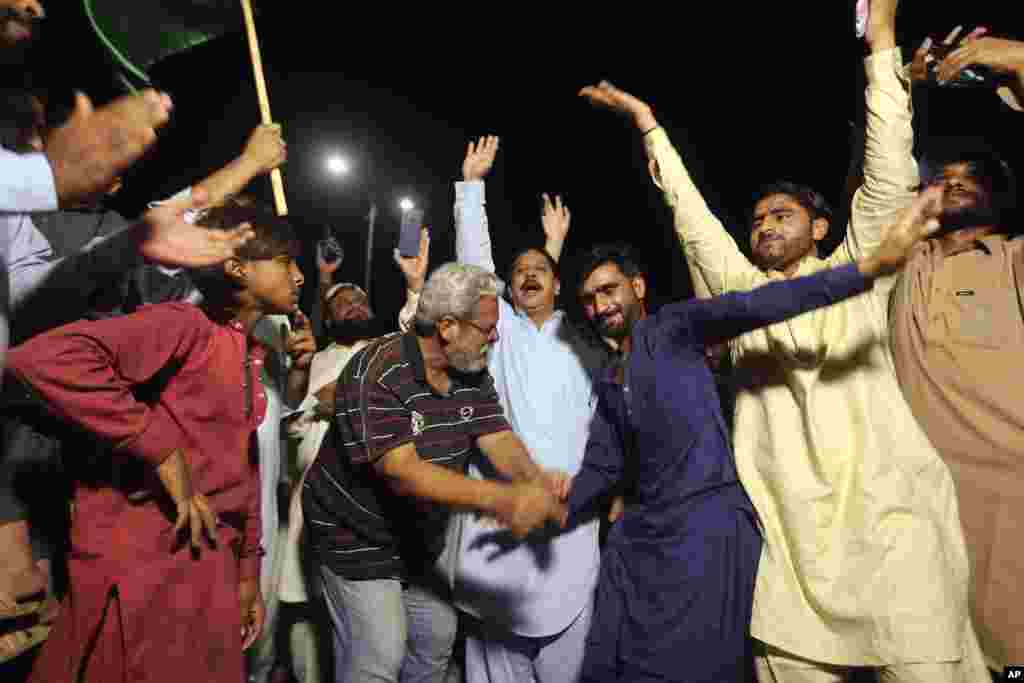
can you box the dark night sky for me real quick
[20,3,1021,325]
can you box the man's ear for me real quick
[224,258,246,286]
[437,317,457,344]
[630,275,646,302]
[811,217,829,243]
[554,277,561,298]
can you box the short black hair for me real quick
[189,196,300,296]
[749,181,833,228]
[575,242,645,289]
[920,137,1017,219]
[506,245,560,282]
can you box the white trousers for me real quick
[464,598,593,683]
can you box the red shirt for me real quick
[7,302,267,683]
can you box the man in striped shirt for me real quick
[303,262,568,683]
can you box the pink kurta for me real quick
[6,303,266,683]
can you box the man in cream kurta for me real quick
[579,5,988,681]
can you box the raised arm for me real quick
[9,190,252,342]
[660,186,943,349]
[192,123,287,207]
[935,34,1024,111]
[454,136,499,273]
[580,82,759,296]
[394,227,429,332]
[541,193,571,263]
[842,0,919,262]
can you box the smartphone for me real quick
[398,208,424,258]
[317,236,344,264]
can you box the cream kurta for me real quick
[645,49,983,670]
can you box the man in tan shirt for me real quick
[579,0,988,681]
[890,34,1024,676]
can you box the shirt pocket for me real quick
[933,289,1014,350]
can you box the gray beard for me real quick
[448,348,489,374]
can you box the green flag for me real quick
[84,0,250,89]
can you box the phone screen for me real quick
[398,209,424,258]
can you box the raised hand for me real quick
[858,185,943,278]
[462,135,500,181]
[863,0,898,51]
[137,188,254,267]
[241,123,287,175]
[285,310,316,370]
[317,240,343,280]
[909,26,987,84]
[578,81,658,132]
[394,227,431,293]
[541,193,571,247]
[45,90,172,207]
[936,35,1024,84]
[156,449,219,553]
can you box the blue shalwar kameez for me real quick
[567,264,872,683]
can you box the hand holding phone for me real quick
[398,209,425,258]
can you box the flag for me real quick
[83,0,253,89]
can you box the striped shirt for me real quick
[302,331,510,580]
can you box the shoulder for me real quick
[344,333,408,386]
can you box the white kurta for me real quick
[279,341,368,603]
[451,180,602,639]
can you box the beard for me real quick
[593,303,639,340]
[935,202,1001,236]
[447,344,490,374]
[326,316,391,345]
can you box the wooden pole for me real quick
[239,0,288,215]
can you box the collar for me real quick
[938,232,1011,259]
[225,318,268,359]
[513,306,565,327]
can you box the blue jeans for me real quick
[318,566,457,683]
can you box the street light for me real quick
[326,155,350,176]
[398,197,415,212]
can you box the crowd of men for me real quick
[1,0,1022,682]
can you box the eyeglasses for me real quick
[459,317,499,342]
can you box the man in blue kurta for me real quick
[564,188,943,683]
[452,136,609,682]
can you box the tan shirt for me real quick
[891,234,1024,670]
[645,48,983,670]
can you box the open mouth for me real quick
[520,282,542,294]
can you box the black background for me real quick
[14,3,1022,323]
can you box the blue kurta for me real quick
[568,264,871,683]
